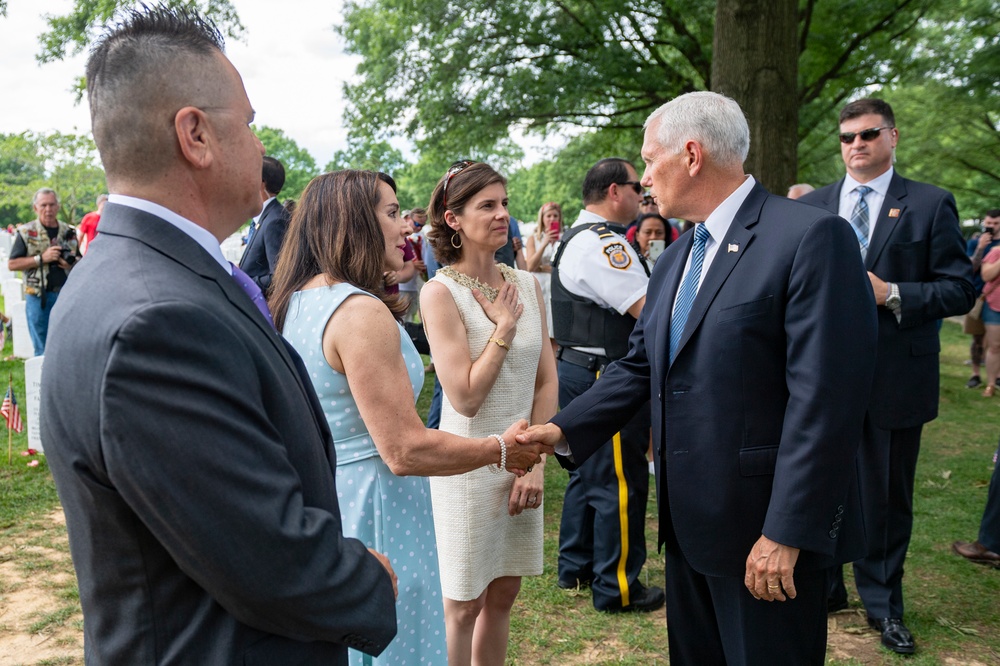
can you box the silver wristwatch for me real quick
[885,282,901,314]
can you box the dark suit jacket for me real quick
[552,183,878,578]
[42,203,396,665]
[800,172,975,430]
[239,197,290,293]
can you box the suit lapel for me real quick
[817,179,842,213]
[654,233,691,379]
[865,172,906,269]
[668,185,764,368]
[239,200,273,267]
[100,205,301,383]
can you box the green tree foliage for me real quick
[892,83,999,218]
[797,0,1000,218]
[0,132,106,227]
[338,0,941,190]
[0,133,45,228]
[42,132,107,225]
[35,0,245,64]
[325,134,407,177]
[506,130,642,222]
[253,126,319,201]
[889,0,1000,218]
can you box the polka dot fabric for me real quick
[283,284,445,665]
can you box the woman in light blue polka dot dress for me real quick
[270,171,547,665]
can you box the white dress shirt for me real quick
[671,175,756,316]
[836,167,895,244]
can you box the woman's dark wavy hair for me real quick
[269,170,405,330]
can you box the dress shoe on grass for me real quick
[602,583,665,613]
[868,617,915,655]
[952,540,1000,568]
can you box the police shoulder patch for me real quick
[603,242,632,269]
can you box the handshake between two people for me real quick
[499,420,567,476]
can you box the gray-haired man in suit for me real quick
[42,6,398,663]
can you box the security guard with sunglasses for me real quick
[801,98,974,655]
[550,158,665,613]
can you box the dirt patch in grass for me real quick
[0,509,82,666]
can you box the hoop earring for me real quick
[451,233,463,249]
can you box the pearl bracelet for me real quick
[489,433,507,474]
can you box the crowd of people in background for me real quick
[7,5,996,666]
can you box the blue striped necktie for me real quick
[670,223,710,362]
[850,185,872,259]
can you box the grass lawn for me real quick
[1,320,998,664]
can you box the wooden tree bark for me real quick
[711,0,799,194]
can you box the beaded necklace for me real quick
[437,263,516,302]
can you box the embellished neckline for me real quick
[438,263,516,302]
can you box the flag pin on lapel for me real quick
[889,208,901,218]
[727,243,739,253]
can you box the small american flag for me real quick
[2,386,23,433]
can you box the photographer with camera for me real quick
[967,210,1000,391]
[8,187,80,356]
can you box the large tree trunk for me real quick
[711,0,799,194]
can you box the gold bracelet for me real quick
[488,337,509,351]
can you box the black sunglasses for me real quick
[615,181,643,195]
[839,126,894,144]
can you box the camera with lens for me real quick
[59,228,78,265]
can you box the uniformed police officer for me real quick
[551,158,665,613]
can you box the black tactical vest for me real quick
[550,223,649,361]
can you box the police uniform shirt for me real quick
[557,209,648,355]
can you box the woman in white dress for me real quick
[420,161,558,666]
[524,201,562,355]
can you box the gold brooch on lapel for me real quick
[888,208,901,218]
[727,243,740,253]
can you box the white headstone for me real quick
[24,355,43,453]
[10,301,32,359]
[2,278,22,305]
[0,232,13,256]
[0,250,13,282]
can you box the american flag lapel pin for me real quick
[888,208,901,218]
[727,243,739,253]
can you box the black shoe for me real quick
[868,617,915,655]
[557,576,592,590]
[827,597,849,613]
[602,583,665,613]
[966,375,982,388]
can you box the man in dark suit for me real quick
[800,98,975,654]
[521,91,878,664]
[41,7,398,664]
[240,155,290,293]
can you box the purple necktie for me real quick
[230,262,275,330]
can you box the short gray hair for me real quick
[644,92,750,168]
[33,188,60,205]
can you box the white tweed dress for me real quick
[429,265,544,600]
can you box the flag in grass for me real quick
[2,385,23,433]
